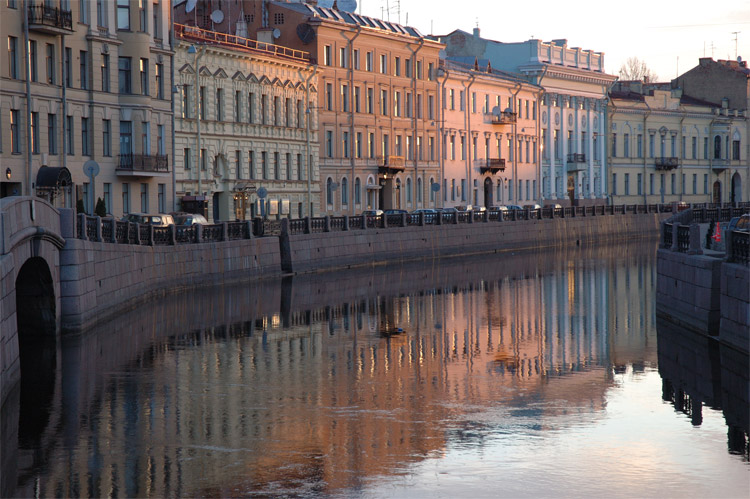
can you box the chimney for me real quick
[473,27,480,38]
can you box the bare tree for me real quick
[618,57,658,83]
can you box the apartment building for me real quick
[608,80,747,204]
[440,59,542,209]
[176,1,444,214]
[439,29,617,206]
[1,0,174,216]
[173,23,319,221]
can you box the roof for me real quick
[274,1,424,38]
[442,58,536,87]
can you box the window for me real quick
[273,12,284,24]
[624,173,630,195]
[341,84,349,112]
[117,0,130,30]
[326,130,333,158]
[670,135,676,157]
[649,134,654,158]
[141,121,150,155]
[650,174,654,195]
[623,133,629,158]
[183,147,191,170]
[380,54,387,74]
[366,51,373,72]
[104,183,111,214]
[394,56,400,76]
[355,178,361,204]
[733,140,740,160]
[366,88,373,114]
[353,49,360,70]
[201,148,207,171]
[27,112,38,154]
[46,44,55,84]
[461,179,466,201]
[692,174,697,194]
[248,92,255,123]
[235,150,242,179]
[355,132,362,158]
[380,89,388,115]
[140,58,148,95]
[181,85,189,118]
[681,136,686,159]
[8,36,18,79]
[118,56,131,93]
[119,120,132,156]
[138,0,146,31]
[248,150,254,179]
[339,47,347,68]
[80,0,88,23]
[273,152,280,179]
[428,62,434,81]
[326,178,333,205]
[140,183,148,213]
[692,136,697,159]
[216,88,223,121]
[406,177,412,203]
[29,40,37,82]
[325,83,333,111]
[471,92,476,113]
[612,173,617,195]
[342,177,348,206]
[153,1,160,38]
[285,153,291,179]
[405,58,412,77]
[155,63,163,99]
[97,0,108,27]
[158,184,165,213]
[64,47,72,87]
[81,117,90,156]
[157,124,164,155]
[611,133,617,157]
[704,174,708,194]
[637,134,643,158]
[459,90,465,111]
[122,183,130,214]
[324,45,331,66]
[406,93,413,118]
[354,87,361,113]
[200,86,206,120]
[428,95,434,120]
[48,114,57,154]
[66,115,74,155]
[670,173,675,194]
[368,132,375,158]
[394,91,401,117]
[101,53,110,92]
[80,50,89,89]
[704,137,709,159]
[714,136,721,159]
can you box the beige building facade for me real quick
[440,60,542,209]
[175,0,444,214]
[608,81,748,205]
[174,24,319,221]
[1,0,174,216]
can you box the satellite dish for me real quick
[185,0,196,14]
[491,106,502,116]
[337,0,357,12]
[210,9,224,24]
[257,187,268,199]
[272,28,281,39]
[83,160,100,178]
[296,23,316,44]
[431,182,440,192]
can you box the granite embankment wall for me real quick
[719,262,750,352]
[58,210,281,332]
[283,213,668,274]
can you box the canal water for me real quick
[3,242,748,498]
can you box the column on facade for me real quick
[561,96,569,199]
[587,99,595,198]
[574,97,580,199]
[598,101,606,198]
[547,95,556,199]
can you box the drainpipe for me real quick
[304,64,318,217]
[462,73,476,206]
[191,44,205,200]
[678,110,685,201]
[170,12,176,211]
[340,25,362,215]
[407,37,424,208]
[61,34,67,171]
[23,0,32,196]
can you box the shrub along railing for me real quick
[73,202,748,247]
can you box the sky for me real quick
[353,0,750,81]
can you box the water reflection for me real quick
[4,243,748,497]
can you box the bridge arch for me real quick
[0,197,64,407]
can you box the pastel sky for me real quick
[355,0,750,82]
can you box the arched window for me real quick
[354,177,361,204]
[497,179,503,202]
[341,177,348,206]
[429,177,435,202]
[406,177,412,204]
[417,177,423,203]
[714,135,722,159]
[326,177,333,205]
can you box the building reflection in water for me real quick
[4,242,743,497]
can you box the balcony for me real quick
[487,111,516,125]
[28,3,74,34]
[378,155,406,176]
[116,154,170,177]
[711,158,729,173]
[655,157,679,171]
[566,153,587,172]
[480,158,506,174]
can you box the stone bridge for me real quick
[1,197,65,408]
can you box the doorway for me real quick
[484,178,493,207]
[713,180,721,204]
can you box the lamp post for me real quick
[188,44,205,209]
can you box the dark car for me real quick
[384,209,408,215]
[727,213,749,232]
[122,213,175,227]
[362,209,384,217]
[171,212,209,226]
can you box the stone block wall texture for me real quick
[656,250,723,336]
[286,213,668,274]
[58,236,281,332]
[719,262,750,353]
[0,197,62,410]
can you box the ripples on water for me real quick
[3,242,748,498]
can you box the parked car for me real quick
[727,213,749,232]
[122,213,175,227]
[412,208,439,214]
[384,209,408,215]
[523,204,542,210]
[171,212,208,226]
[505,205,523,211]
[544,203,563,209]
[440,207,460,214]
[362,209,384,217]
[488,205,509,212]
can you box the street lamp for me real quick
[188,44,205,204]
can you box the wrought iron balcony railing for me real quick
[488,111,516,125]
[480,158,506,174]
[567,153,586,163]
[28,3,73,34]
[117,154,169,174]
[655,157,679,170]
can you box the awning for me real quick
[35,166,72,190]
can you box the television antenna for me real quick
[732,31,740,59]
